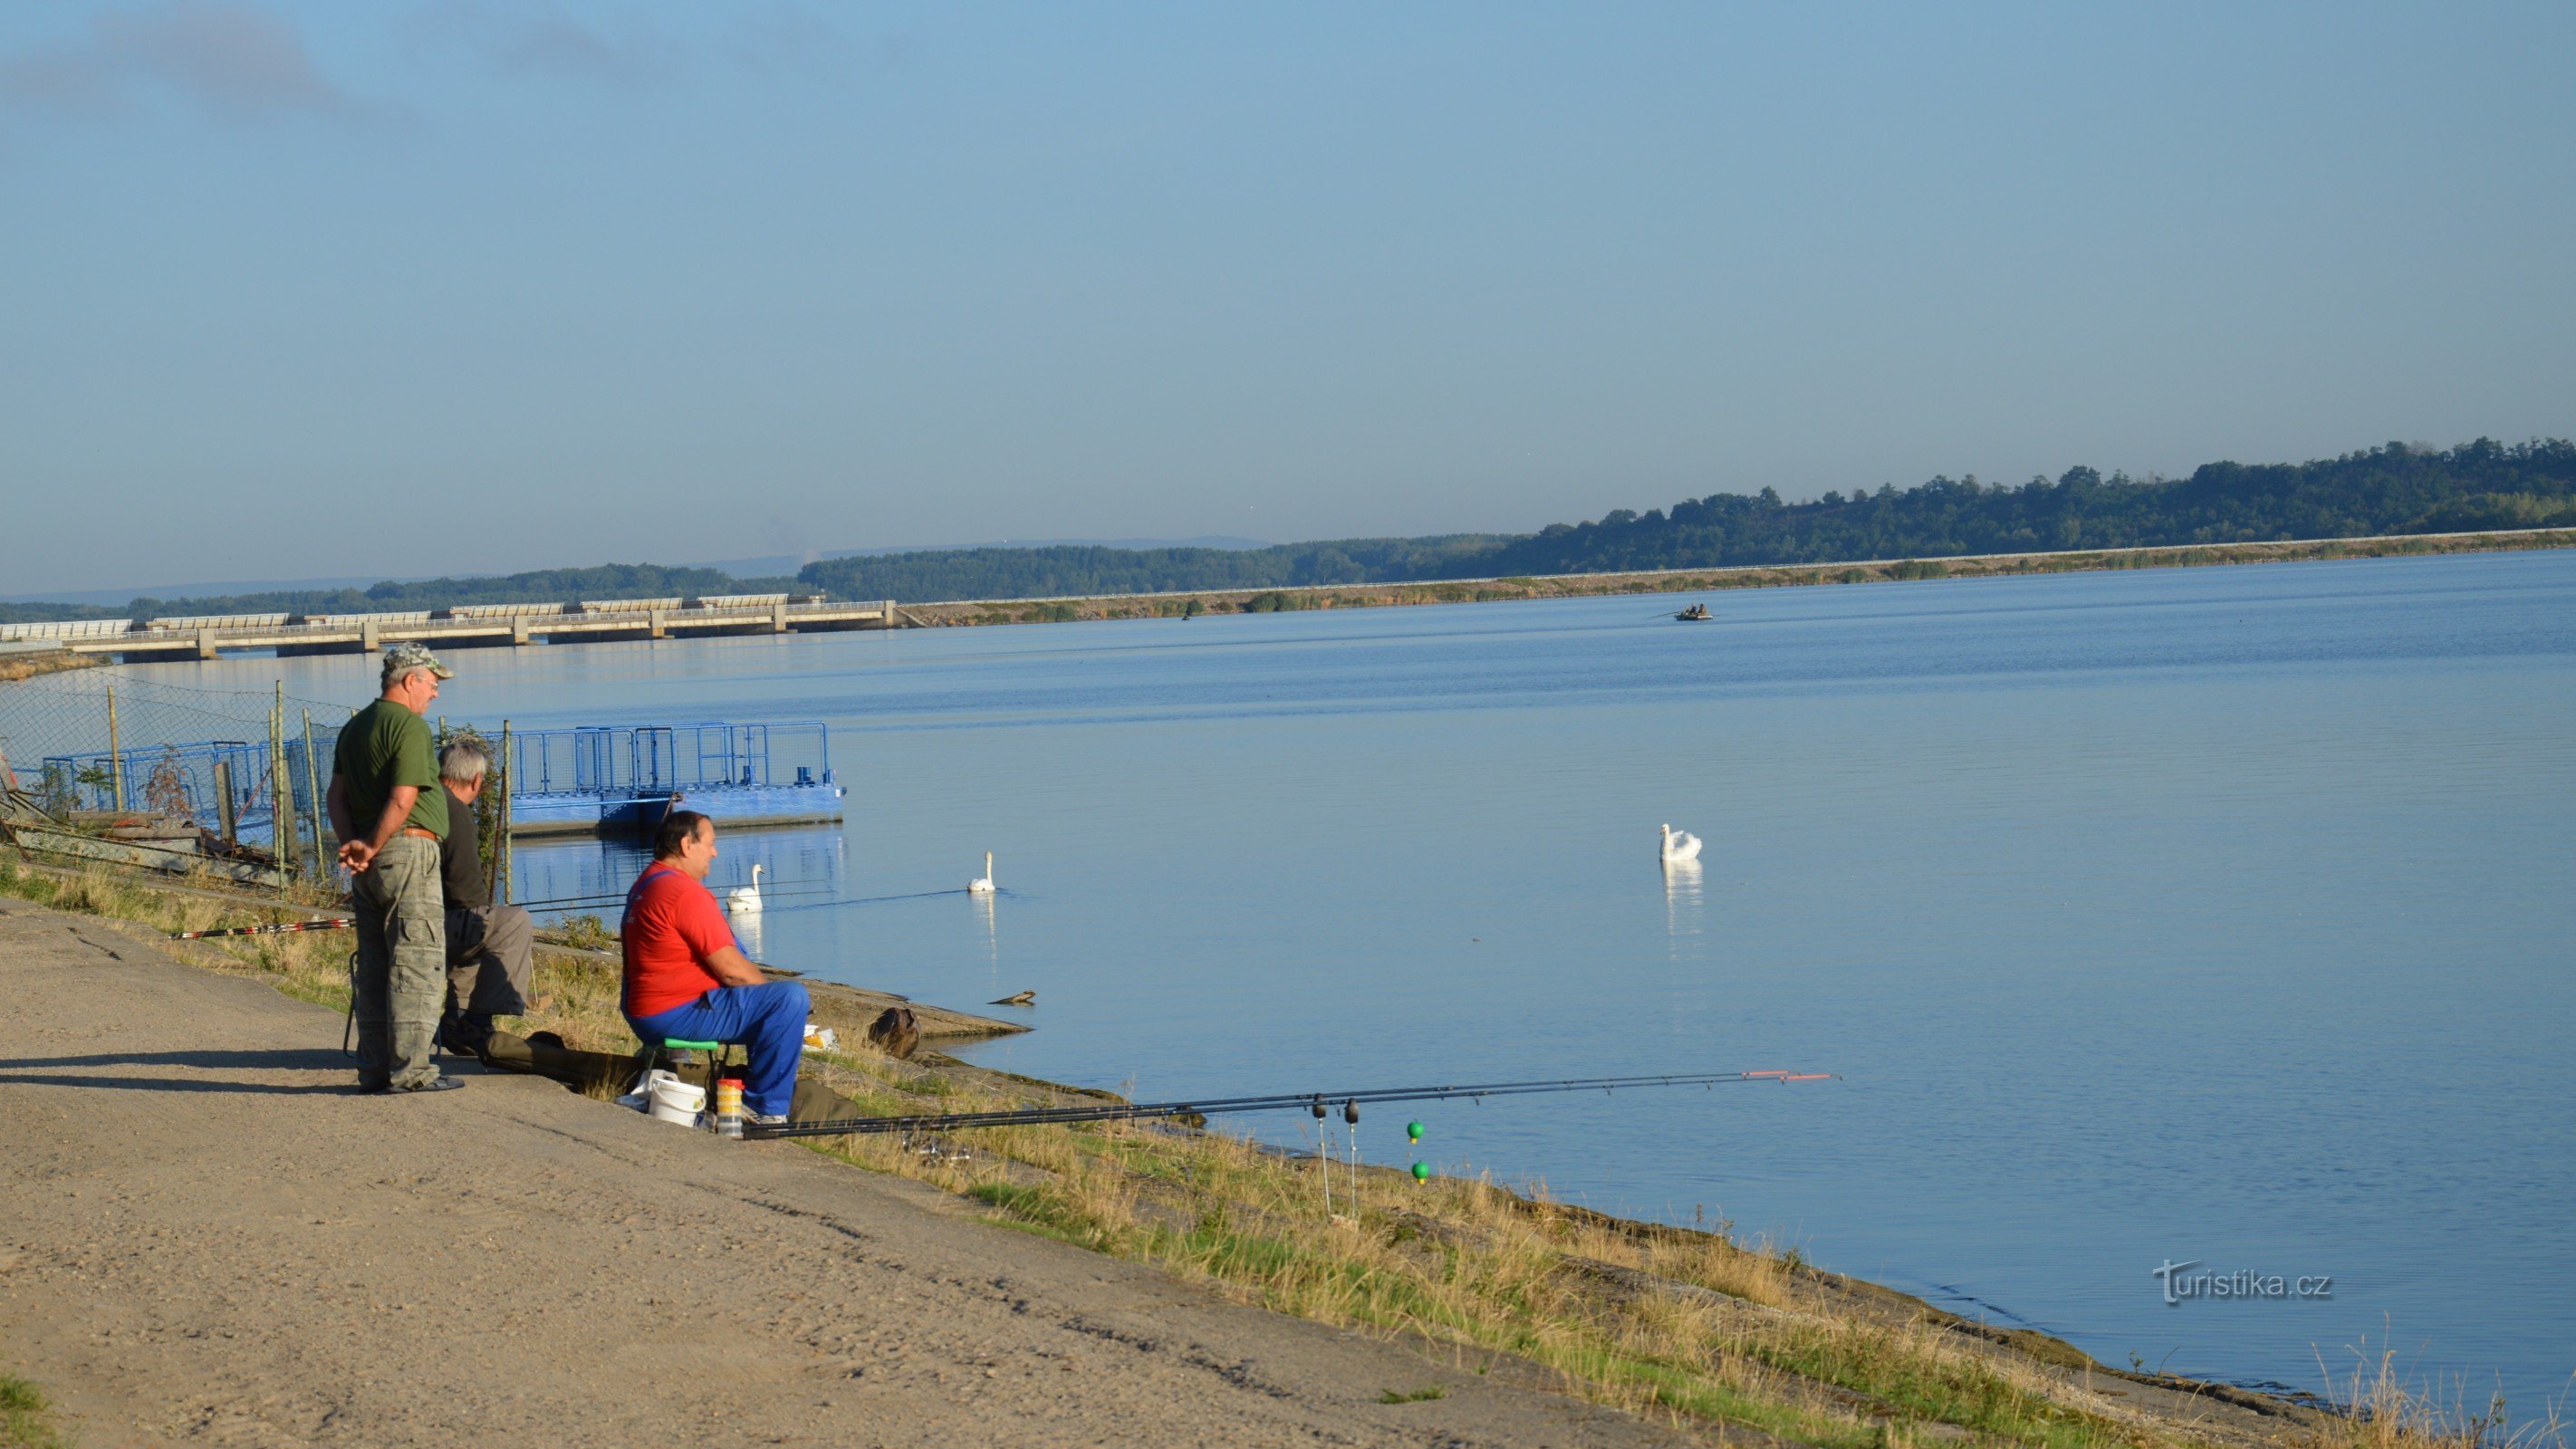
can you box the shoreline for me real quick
[0,850,2489,1447]
[898,527,2576,628]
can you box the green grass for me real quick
[0,1374,69,1449]
[1379,1385,1447,1403]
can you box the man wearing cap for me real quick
[328,642,463,1095]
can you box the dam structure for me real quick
[0,595,903,663]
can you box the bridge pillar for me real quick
[770,601,790,634]
[512,619,532,646]
[196,629,219,660]
[359,619,380,653]
[648,609,668,640]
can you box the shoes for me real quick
[373,1077,466,1095]
[747,1112,789,1127]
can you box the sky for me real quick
[3,3,2571,596]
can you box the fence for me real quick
[0,667,360,874]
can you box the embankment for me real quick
[900,528,2576,628]
[2,850,2499,1448]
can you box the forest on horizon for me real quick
[7,437,2570,625]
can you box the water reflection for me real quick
[972,889,1000,993]
[731,907,767,959]
[509,828,849,938]
[1660,857,1705,955]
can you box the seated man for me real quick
[434,737,533,1057]
[620,810,808,1123]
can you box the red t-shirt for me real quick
[620,862,737,1017]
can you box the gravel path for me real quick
[0,897,1686,1448]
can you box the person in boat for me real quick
[327,641,459,1094]
[1677,603,1710,620]
[432,736,532,1058]
[620,810,809,1125]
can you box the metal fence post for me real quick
[107,686,124,811]
[497,719,513,904]
[271,684,295,888]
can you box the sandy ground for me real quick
[0,897,1687,1448]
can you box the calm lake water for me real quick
[169,550,2576,1413]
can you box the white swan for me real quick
[726,862,764,915]
[967,851,995,895]
[1659,823,1702,863]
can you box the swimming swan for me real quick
[726,863,764,914]
[1659,824,1703,863]
[967,852,995,895]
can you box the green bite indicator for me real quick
[1406,1120,1424,1143]
[1411,1162,1431,1183]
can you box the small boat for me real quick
[1672,603,1713,622]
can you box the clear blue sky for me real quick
[3,3,2570,595]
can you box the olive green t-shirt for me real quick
[332,700,447,840]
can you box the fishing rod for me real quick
[513,884,831,911]
[517,884,980,914]
[745,1068,1831,1140]
[171,917,354,939]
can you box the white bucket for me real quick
[648,1072,706,1128]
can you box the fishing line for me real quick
[747,1069,1831,1140]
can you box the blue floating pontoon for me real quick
[505,722,845,837]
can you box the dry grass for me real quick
[0,855,639,1053]
[6,850,2561,1449]
[2321,1341,2566,1449]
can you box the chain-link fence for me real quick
[3,666,520,895]
[0,667,360,863]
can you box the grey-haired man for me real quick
[327,641,462,1095]
[434,735,532,1057]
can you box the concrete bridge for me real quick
[0,598,903,663]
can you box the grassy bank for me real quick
[0,651,97,685]
[0,851,2555,1449]
[902,529,2576,629]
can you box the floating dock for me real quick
[505,721,845,838]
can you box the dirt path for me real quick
[0,897,1685,1448]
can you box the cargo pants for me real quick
[446,903,533,1019]
[351,834,447,1090]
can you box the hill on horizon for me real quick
[5,437,2568,626]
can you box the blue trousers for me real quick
[627,980,810,1118]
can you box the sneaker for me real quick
[378,1077,466,1095]
[747,1112,789,1128]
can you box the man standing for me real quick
[433,736,533,1058]
[621,811,807,1124]
[328,642,462,1095]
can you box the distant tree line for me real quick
[6,438,2567,621]
[796,536,1511,602]
[797,437,2573,598]
[1459,438,2576,578]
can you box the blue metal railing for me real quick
[39,732,339,847]
[508,721,829,800]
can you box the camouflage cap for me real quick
[380,640,455,686]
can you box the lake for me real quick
[166,549,2576,1414]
